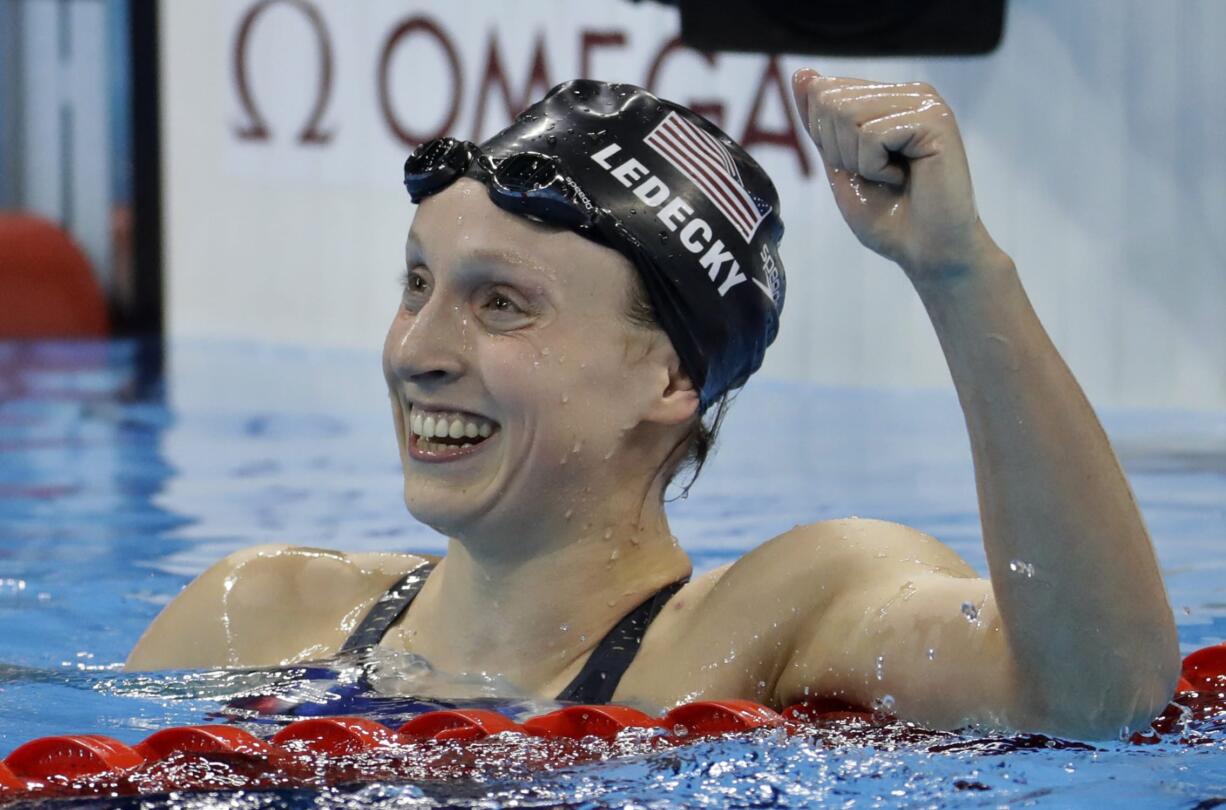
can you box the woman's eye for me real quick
[485,292,526,316]
[401,269,429,299]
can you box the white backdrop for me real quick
[160,0,1226,410]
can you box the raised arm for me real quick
[784,69,1179,738]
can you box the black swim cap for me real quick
[406,80,786,409]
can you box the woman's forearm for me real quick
[912,236,1180,734]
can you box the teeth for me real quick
[413,436,477,453]
[408,405,498,441]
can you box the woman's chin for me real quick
[403,485,493,540]
[405,497,459,535]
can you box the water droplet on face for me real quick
[875,655,885,680]
[559,623,569,632]
[876,694,896,713]
[561,394,569,404]
[961,601,980,622]
[927,647,936,661]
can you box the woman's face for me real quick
[383,179,693,546]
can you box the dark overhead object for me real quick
[679,0,1006,57]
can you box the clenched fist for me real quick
[791,68,1001,284]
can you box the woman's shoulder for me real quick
[657,520,973,650]
[125,544,436,671]
[627,519,977,704]
[706,518,975,608]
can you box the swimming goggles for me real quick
[403,137,608,239]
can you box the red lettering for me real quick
[644,36,723,127]
[232,0,334,144]
[377,16,462,148]
[472,32,553,141]
[740,56,811,177]
[579,30,626,79]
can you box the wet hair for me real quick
[623,272,734,500]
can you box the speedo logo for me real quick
[591,142,750,298]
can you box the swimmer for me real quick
[128,71,1179,740]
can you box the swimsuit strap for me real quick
[340,561,437,653]
[555,578,688,704]
[340,563,685,704]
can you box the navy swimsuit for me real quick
[225,562,687,724]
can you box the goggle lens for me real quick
[491,152,561,193]
[403,138,476,202]
[404,141,593,233]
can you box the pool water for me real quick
[1,339,1224,807]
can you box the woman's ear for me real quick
[644,354,700,426]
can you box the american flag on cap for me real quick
[644,111,770,243]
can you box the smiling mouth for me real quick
[407,405,500,461]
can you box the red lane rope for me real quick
[2,644,1222,802]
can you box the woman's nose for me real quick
[387,299,468,386]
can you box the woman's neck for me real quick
[399,495,691,691]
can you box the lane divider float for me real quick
[0,642,1221,802]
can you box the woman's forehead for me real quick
[406,179,634,282]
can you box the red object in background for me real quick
[0,762,27,792]
[664,700,786,737]
[0,214,109,338]
[134,725,276,761]
[398,709,522,742]
[4,735,143,779]
[781,697,875,726]
[521,705,660,740]
[1182,643,1226,691]
[270,717,400,756]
